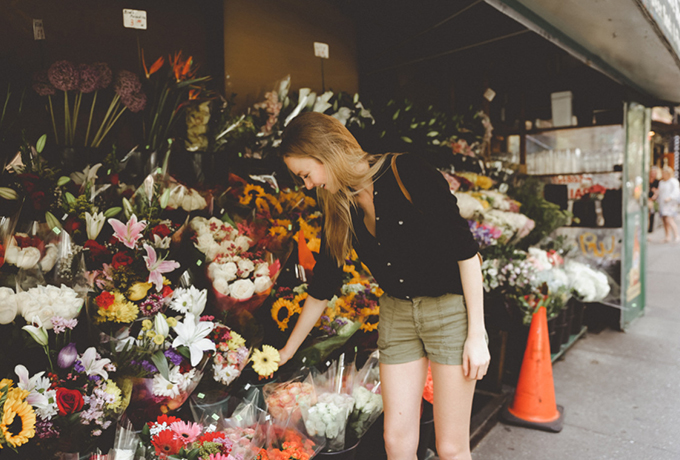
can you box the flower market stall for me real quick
[0,47,619,460]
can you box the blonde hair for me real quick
[280,112,391,266]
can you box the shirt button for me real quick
[398,221,403,225]
[378,242,381,246]
[399,279,404,283]
[406,296,411,299]
[374,191,378,195]
[376,216,380,221]
[387,262,391,266]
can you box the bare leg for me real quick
[380,357,429,460]
[662,216,671,242]
[669,216,680,241]
[430,362,477,460]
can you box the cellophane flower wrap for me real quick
[302,356,355,451]
[564,260,611,302]
[347,350,383,439]
[217,396,269,460]
[263,368,316,424]
[208,322,250,387]
[257,407,324,460]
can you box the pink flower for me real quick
[48,60,80,91]
[109,214,147,249]
[143,244,180,291]
[78,63,99,93]
[92,62,112,90]
[32,71,56,96]
[169,420,202,445]
[114,70,142,100]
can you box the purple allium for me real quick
[36,419,60,439]
[114,70,142,99]
[48,60,80,91]
[32,70,56,96]
[78,63,99,93]
[164,348,183,366]
[122,91,147,113]
[92,62,112,90]
[139,293,164,316]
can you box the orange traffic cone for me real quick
[501,306,564,432]
[297,229,316,273]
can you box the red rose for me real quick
[151,224,172,239]
[56,387,84,416]
[84,240,109,258]
[95,291,115,309]
[63,217,81,234]
[111,252,133,269]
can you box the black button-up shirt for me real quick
[308,153,479,301]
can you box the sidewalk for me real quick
[472,218,680,460]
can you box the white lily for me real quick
[15,364,50,409]
[80,347,111,380]
[154,314,169,338]
[23,315,49,346]
[172,313,215,367]
[85,211,106,240]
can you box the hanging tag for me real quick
[123,9,147,30]
[314,42,329,59]
[33,19,45,40]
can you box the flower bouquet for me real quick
[257,408,324,460]
[564,260,611,303]
[263,369,316,423]
[0,378,37,452]
[347,351,383,440]
[217,396,269,460]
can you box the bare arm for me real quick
[278,295,328,365]
[458,254,490,380]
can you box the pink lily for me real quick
[143,243,180,291]
[109,214,147,249]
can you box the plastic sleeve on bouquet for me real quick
[348,351,383,439]
[263,368,317,423]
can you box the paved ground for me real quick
[472,217,680,460]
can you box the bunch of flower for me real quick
[16,346,123,455]
[4,232,59,272]
[257,425,319,460]
[264,377,316,422]
[207,250,276,303]
[191,216,253,263]
[564,260,610,302]
[468,220,503,249]
[208,322,249,386]
[347,351,382,439]
[11,284,84,329]
[166,182,208,212]
[303,392,354,450]
[0,378,36,451]
[481,252,537,296]
[456,171,494,190]
[142,414,239,460]
[482,208,536,243]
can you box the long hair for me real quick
[279,112,392,266]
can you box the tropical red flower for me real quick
[151,429,183,459]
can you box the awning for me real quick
[485,0,680,103]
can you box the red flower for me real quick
[197,431,229,444]
[151,429,183,459]
[55,387,84,416]
[151,224,172,239]
[111,252,134,269]
[95,291,115,309]
[30,191,48,211]
[161,285,174,298]
[148,414,181,428]
[63,217,81,234]
[109,173,120,186]
[84,240,109,258]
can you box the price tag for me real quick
[314,42,329,59]
[211,413,220,421]
[244,383,251,390]
[123,9,147,30]
[33,19,45,40]
[53,227,61,235]
[483,88,496,102]
[196,260,202,266]
[197,393,205,399]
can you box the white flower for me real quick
[253,276,272,294]
[210,262,238,282]
[152,366,183,398]
[234,236,252,253]
[190,216,209,234]
[180,189,207,212]
[453,192,485,219]
[85,211,106,240]
[6,243,41,269]
[0,287,18,324]
[39,244,59,272]
[172,313,215,366]
[154,314,169,338]
[80,347,112,380]
[22,316,49,346]
[237,259,255,277]
[213,363,240,385]
[254,263,270,277]
[213,278,230,296]
[19,285,83,329]
[170,286,208,316]
[153,234,172,249]
[332,107,352,126]
[230,279,255,301]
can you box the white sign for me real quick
[123,9,147,30]
[314,42,329,59]
[33,19,45,40]
[483,88,496,102]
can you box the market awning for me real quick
[485,0,680,104]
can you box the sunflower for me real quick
[359,305,380,333]
[0,397,36,448]
[251,345,280,377]
[255,197,271,214]
[240,184,265,206]
[269,226,288,238]
[0,380,13,391]
[271,299,300,331]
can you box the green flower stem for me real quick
[72,91,82,144]
[91,94,120,147]
[93,104,127,148]
[43,345,55,374]
[84,90,98,146]
[64,91,71,146]
[48,94,59,145]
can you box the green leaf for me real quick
[64,192,76,205]
[353,93,359,104]
[427,131,439,137]
[392,109,400,120]
[401,136,413,143]
[221,212,237,228]
[151,350,171,382]
[429,118,436,126]
[177,345,191,360]
[104,207,122,218]
[36,134,47,154]
[57,176,71,187]
[410,123,418,129]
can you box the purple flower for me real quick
[164,348,184,366]
[73,359,85,373]
[52,316,78,334]
[48,60,80,91]
[78,63,99,93]
[32,70,56,96]
[92,62,112,90]
[58,342,78,369]
[114,70,142,100]
[140,360,157,374]
[36,419,60,439]
[139,294,164,316]
[122,90,147,113]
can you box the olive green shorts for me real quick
[377,293,469,366]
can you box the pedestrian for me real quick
[657,165,680,242]
[648,166,660,233]
[276,112,490,460]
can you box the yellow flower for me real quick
[293,293,308,309]
[255,197,270,214]
[271,299,300,331]
[104,380,122,411]
[304,196,317,207]
[166,317,178,328]
[128,282,153,301]
[1,397,36,448]
[307,237,320,253]
[475,175,494,190]
[269,226,288,238]
[153,334,165,345]
[228,331,246,350]
[146,330,156,339]
[273,219,292,228]
[372,287,384,297]
[250,345,280,377]
[240,184,266,205]
[360,320,379,333]
[142,319,153,331]
[0,380,13,391]
[6,388,29,403]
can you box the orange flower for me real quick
[142,49,164,79]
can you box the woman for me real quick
[657,165,680,243]
[277,112,490,460]
[648,166,660,234]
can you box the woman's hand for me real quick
[278,346,295,367]
[462,333,491,380]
